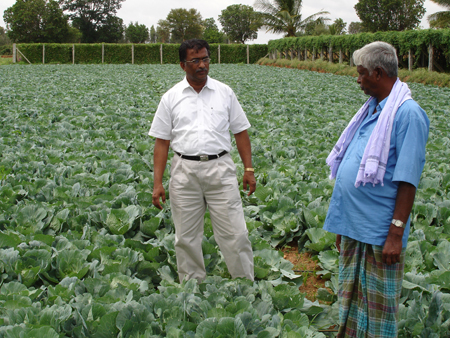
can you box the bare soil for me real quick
[281,242,328,301]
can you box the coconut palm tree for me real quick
[254,0,329,37]
[428,0,450,28]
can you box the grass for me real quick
[0,56,13,65]
[257,57,450,88]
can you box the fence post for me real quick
[160,44,163,65]
[408,49,412,71]
[43,44,45,64]
[303,47,306,61]
[72,44,75,64]
[246,45,249,64]
[312,47,315,61]
[102,43,104,64]
[132,44,134,65]
[329,44,333,63]
[428,43,433,72]
[349,50,353,67]
[218,45,221,64]
[12,43,16,63]
[320,48,324,60]
[339,49,343,64]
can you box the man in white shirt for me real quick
[149,39,255,283]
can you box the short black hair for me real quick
[179,39,210,62]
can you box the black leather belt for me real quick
[175,150,227,161]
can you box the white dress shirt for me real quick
[149,76,250,155]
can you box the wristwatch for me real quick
[391,219,405,228]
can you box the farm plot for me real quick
[0,64,449,337]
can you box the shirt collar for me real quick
[375,96,388,113]
[181,76,215,92]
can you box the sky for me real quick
[0,0,445,44]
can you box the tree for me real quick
[150,25,156,43]
[428,0,450,28]
[0,26,12,45]
[219,4,262,43]
[202,18,224,43]
[58,0,125,42]
[97,15,123,43]
[355,0,425,32]
[166,8,203,43]
[329,18,347,35]
[348,21,364,34]
[156,19,170,43]
[126,22,149,43]
[303,17,330,36]
[3,0,73,43]
[254,0,329,37]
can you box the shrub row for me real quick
[268,29,450,72]
[257,57,450,87]
[13,43,268,64]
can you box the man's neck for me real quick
[187,78,206,93]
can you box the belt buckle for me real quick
[200,155,208,162]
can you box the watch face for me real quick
[393,220,404,228]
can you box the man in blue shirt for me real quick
[324,41,429,337]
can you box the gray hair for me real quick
[353,41,398,78]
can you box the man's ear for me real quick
[180,61,186,72]
[375,67,384,79]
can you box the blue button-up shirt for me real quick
[323,97,429,248]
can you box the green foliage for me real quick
[0,27,12,46]
[3,0,73,43]
[428,0,450,28]
[254,0,329,37]
[267,28,450,72]
[1,63,449,337]
[202,18,225,44]
[58,0,125,43]
[166,8,203,43]
[13,43,268,65]
[355,0,426,32]
[125,22,149,44]
[219,4,262,44]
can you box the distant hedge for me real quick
[268,29,450,72]
[14,43,268,64]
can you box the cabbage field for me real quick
[0,63,449,338]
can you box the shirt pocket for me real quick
[208,109,229,132]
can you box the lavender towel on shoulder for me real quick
[326,78,412,187]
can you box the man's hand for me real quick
[152,138,170,210]
[382,225,403,265]
[336,234,342,252]
[152,184,166,210]
[243,171,256,196]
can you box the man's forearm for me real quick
[383,181,416,264]
[234,130,253,168]
[153,138,170,185]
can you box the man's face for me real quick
[180,47,209,86]
[357,65,379,97]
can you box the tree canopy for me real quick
[428,0,450,28]
[165,8,203,43]
[58,0,125,42]
[4,0,76,43]
[202,18,225,43]
[348,21,364,34]
[355,0,425,32]
[254,0,329,37]
[125,22,149,43]
[219,4,262,44]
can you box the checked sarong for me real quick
[337,236,405,338]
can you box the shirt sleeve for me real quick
[392,101,430,187]
[148,96,172,140]
[228,91,250,134]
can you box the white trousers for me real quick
[169,153,254,283]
